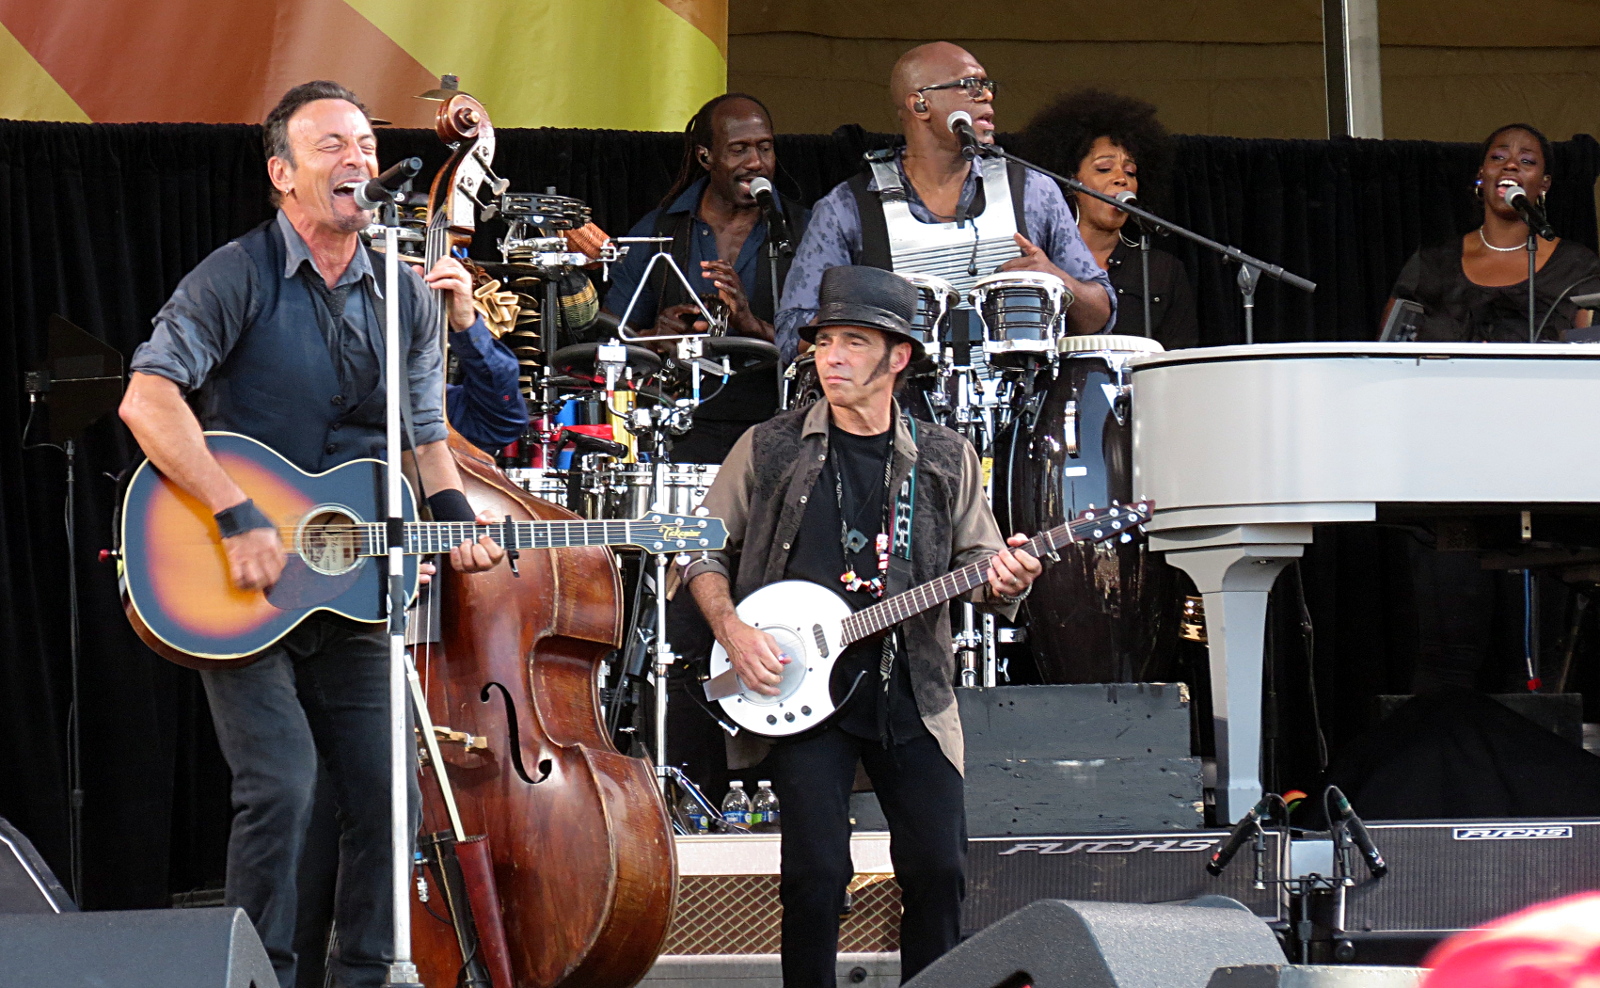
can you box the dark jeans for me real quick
[200,615,419,988]
[769,727,966,987]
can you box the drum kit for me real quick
[393,182,1185,770]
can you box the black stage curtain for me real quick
[0,119,1595,908]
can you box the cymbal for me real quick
[551,341,663,385]
[701,337,780,374]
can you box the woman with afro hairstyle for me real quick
[1021,89,1198,348]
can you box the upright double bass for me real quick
[408,90,677,988]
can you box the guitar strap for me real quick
[879,414,917,747]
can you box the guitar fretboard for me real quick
[838,506,1148,647]
[336,519,713,555]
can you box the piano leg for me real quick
[1158,541,1305,824]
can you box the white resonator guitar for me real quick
[705,501,1153,737]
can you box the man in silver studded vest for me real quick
[774,41,1115,365]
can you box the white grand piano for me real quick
[1130,342,1600,821]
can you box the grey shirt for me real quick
[130,210,447,447]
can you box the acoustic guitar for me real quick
[119,431,725,669]
[705,501,1151,737]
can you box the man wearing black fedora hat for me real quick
[686,265,1041,985]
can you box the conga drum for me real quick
[993,334,1182,683]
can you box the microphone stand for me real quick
[1528,228,1539,344]
[973,145,1316,343]
[1140,231,1153,337]
[376,185,424,988]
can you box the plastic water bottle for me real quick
[677,784,709,834]
[721,780,752,828]
[751,780,781,833]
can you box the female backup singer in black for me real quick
[1021,89,1198,349]
[1386,123,1599,342]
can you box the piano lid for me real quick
[1129,343,1600,532]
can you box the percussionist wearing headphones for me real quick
[775,42,1114,363]
[606,92,809,464]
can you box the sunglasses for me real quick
[915,77,998,101]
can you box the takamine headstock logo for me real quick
[657,525,702,542]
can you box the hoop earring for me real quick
[1474,178,1484,200]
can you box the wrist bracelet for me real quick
[427,488,476,522]
[994,583,1032,606]
[215,499,273,539]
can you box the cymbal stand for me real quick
[605,376,702,795]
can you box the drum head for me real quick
[702,337,780,374]
[1057,334,1165,354]
[551,341,663,384]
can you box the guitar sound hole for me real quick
[298,507,363,576]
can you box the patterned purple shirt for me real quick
[775,150,1115,362]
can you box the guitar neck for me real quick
[839,517,1108,646]
[364,520,650,555]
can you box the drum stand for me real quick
[604,344,705,796]
[941,309,1005,688]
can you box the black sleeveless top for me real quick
[1391,237,1600,343]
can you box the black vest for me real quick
[190,220,428,473]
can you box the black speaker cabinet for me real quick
[964,831,1282,935]
[1346,818,1600,934]
[908,898,1286,988]
[0,816,72,914]
[0,906,276,988]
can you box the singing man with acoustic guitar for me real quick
[119,81,504,988]
[685,264,1041,986]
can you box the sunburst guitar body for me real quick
[119,431,725,669]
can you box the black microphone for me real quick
[1328,787,1388,878]
[560,427,628,460]
[1206,796,1273,876]
[947,110,983,162]
[1500,182,1557,241]
[1114,191,1155,234]
[749,176,793,257]
[353,157,423,211]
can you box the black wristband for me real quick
[427,488,476,522]
[214,499,273,539]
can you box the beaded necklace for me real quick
[833,430,895,598]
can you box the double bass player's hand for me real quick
[417,257,478,332]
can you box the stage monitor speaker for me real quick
[0,815,73,913]
[0,906,276,988]
[906,897,1285,988]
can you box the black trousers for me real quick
[199,616,419,988]
[769,727,966,987]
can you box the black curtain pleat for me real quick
[0,118,1594,905]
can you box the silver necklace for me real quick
[1478,228,1523,253]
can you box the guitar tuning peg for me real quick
[491,177,511,195]
[480,204,498,222]
[1119,533,1133,543]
